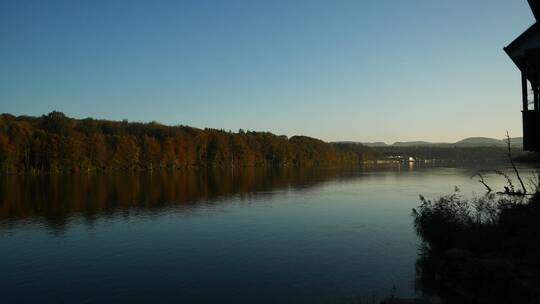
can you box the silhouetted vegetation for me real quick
[412,186,540,303]
[0,112,377,173]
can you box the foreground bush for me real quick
[412,188,522,251]
[412,190,540,303]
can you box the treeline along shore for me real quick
[0,112,378,173]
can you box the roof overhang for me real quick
[504,1,540,79]
[529,0,540,21]
[504,23,540,57]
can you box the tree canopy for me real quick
[0,112,377,173]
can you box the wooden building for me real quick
[504,0,540,151]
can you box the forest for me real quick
[0,112,377,173]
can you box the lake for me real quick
[0,163,536,303]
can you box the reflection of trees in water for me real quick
[0,167,363,231]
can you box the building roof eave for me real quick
[529,0,540,21]
[505,23,540,55]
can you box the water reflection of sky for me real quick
[0,163,537,303]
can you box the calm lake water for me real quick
[0,163,537,303]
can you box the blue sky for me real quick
[0,0,534,143]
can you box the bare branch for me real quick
[473,173,492,193]
[506,131,527,195]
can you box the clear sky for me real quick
[0,0,535,143]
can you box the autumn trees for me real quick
[0,112,376,173]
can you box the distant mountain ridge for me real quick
[348,137,523,148]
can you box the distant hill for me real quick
[454,137,502,146]
[355,142,388,147]
[338,137,524,148]
[393,141,447,147]
[331,137,526,162]
[453,137,522,148]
